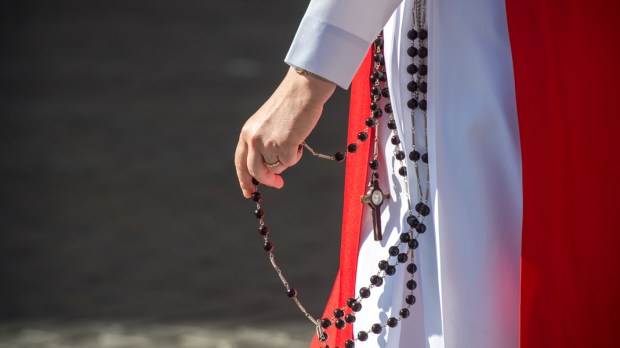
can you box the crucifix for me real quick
[361,179,391,241]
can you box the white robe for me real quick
[285,0,522,347]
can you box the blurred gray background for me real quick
[0,1,350,347]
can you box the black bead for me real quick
[334,152,345,162]
[406,279,417,290]
[254,209,264,219]
[359,287,371,298]
[371,92,381,101]
[407,81,418,92]
[384,103,393,113]
[347,298,357,308]
[365,117,376,127]
[385,265,396,276]
[370,275,384,287]
[378,260,389,270]
[419,64,428,76]
[399,166,407,176]
[347,143,358,153]
[321,318,332,329]
[419,81,427,93]
[259,225,270,236]
[373,172,380,179]
[387,317,399,328]
[400,308,410,318]
[407,29,418,40]
[395,151,406,161]
[351,301,362,312]
[374,36,384,47]
[407,46,418,57]
[335,319,346,329]
[421,204,431,216]
[406,294,416,305]
[415,202,424,213]
[358,132,369,142]
[345,339,355,348]
[319,332,328,342]
[406,214,419,228]
[397,253,408,263]
[408,239,419,250]
[370,74,378,84]
[369,160,380,170]
[418,46,428,58]
[416,223,426,233]
[419,29,428,40]
[370,101,379,110]
[378,71,387,82]
[371,324,383,334]
[345,313,356,324]
[372,108,382,118]
[357,331,369,341]
[421,153,428,163]
[409,150,421,161]
[251,192,262,202]
[263,241,273,252]
[407,263,417,274]
[286,288,297,298]
[381,88,390,98]
[334,308,345,318]
[400,232,411,243]
[389,246,400,256]
[387,120,397,130]
[407,63,418,75]
[371,85,381,95]
[407,98,418,109]
[391,135,400,145]
[419,99,427,111]
[251,177,260,186]
[373,53,385,65]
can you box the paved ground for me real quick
[0,0,350,346]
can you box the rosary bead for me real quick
[406,279,418,290]
[254,209,265,219]
[395,151,406,161]
[407,214,419,228]
[400,308,410,319]
[263,241,273,252]
[357,331,369,341]
[407,29,418,40]
[347,143,358,153]
[400,232,411,243]
[382,88,390,98]
[407,98,418,109]
[397,253,408,263]
[371,324,383,334]
[371,85,381,96]
[385,265,396,276]
[251,177,260,186]
[419,81,427,93]
[389,246,400,256]
[358,132,369,142]
[347,298,357,308]
[407,63,418,75]
[373,53,385,65]
[408,238,419,250]
[407,263,418,274]
[415,202,424,213]
[351,301,362,312]
[370,101,379,110]
[419,28,428,40]
[345,339,355,348]
[378,260,389,270]
[398,166,408,176]
[365,117,376,127]
[378,71,387,82]
[346,313,357,324]
[406,294,416,305]
[422,153,429,163]
[409,150,421,161]
[418,46,428,58]
[359,287,371,298]
[407,46,418,57]
[372,109,382,118]
[421,203,431,216]
[369,160,380,170]
[419,99,427,111]
[334,152,345,162]
[321,318,332,329]
[286,288,297,298]
[334,308,345,318]
[419,64,428,76]
[374,36,384,47]
[416,223,427,233]
[387,317,399,328]
[373,172,380,179]
[251,192,262,202]
[407,81,418,92]
[258,225,270,236]
[391,135,401,145]
[387,120,397,130]
[384,103,393,113]
[319,332,328,342]
[335,319,346,329]
[370,275,384,287]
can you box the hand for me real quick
[235,67,336,198]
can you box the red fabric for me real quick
[506,1,620,346]
[310,50,373,348]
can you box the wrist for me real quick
[283,67,336,106]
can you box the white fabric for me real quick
[286,0,523,347]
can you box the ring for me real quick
[264,160,281,168]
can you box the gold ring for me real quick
[264,160,281,168]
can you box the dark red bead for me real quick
[400,308,410,318]
[370,275,383,286]
[374,37,384,47]
[369,160,380,170]
[416,223,426,233]
[406,294,416,305]
[287,288,297,298]
[259,225,270,236]
[371,324,382,334]
[409,150,421,161]
[408,239,419,250]
[419,99,427,111]
[334,308,345,318]
[395,151,406,161]
[381,88,390,98]
[371,85,381,95]
[347,298,357,308]
[407,263,417,274]
[387,120,397,129]
[385,265,396,276]
[389,246,400,256]
[370,101,379,110]
[321,318,332,329]
[357,331,369,341]
[406,279,417,290]
[419,29,428,40]
[400,232,411,243]
[251,192,262,202]
[347,143,358,153]
[254,209,264,219]
[407,98,418,109]
[407,81,418,92]
[372,109,383,118]
[345,313,356,323]
[407,29,418,40]
[365,118,376,127]
[384,103,393,113]
[397,253,408,263]
[407,46,418,57]
[359,287,371,298]
[387,317,399,328]
[263,241,273,252]
[358,132,369,141]
[351,301,362,312]
[418,46,428,58]
[422,152,429,163]
[419,64,428,75]
[407,64,418,75]
[391,135,400,145]
[420,81,427,93]
[399,166,407,176]
[251,177,260,185]
[345,339,355,348]
[335,319,346,329]
[378,260,389,270]
[334,152,345,162]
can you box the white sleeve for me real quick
[285,0,402,89]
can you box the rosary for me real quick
[249,1,429,347]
